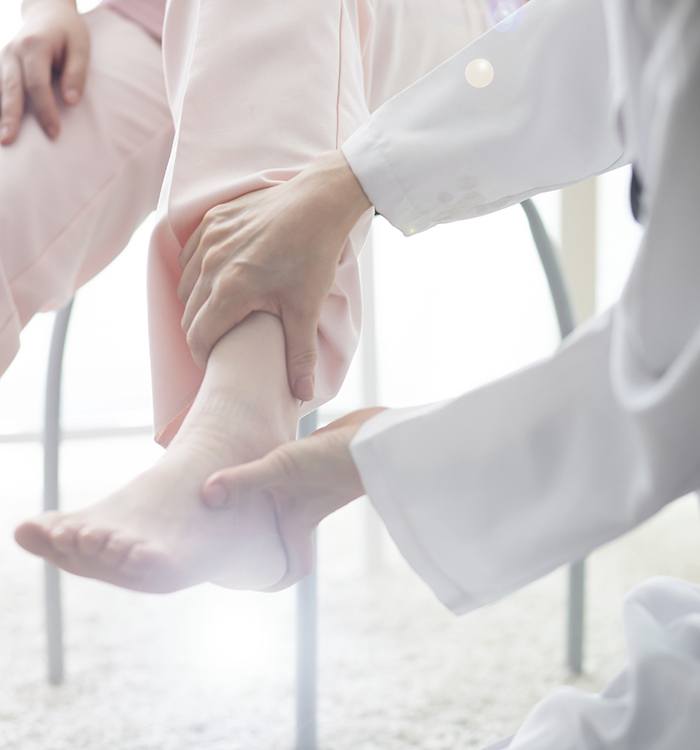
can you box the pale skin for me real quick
[178,150,373,401]
[182,150,386,588]
[6,0,380,592]
[205,407,386,591]
[3,1,306,593]
[23,146,378,593]
[17,310,303,593]
[1,0,89,145]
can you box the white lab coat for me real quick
[342,0,700,746]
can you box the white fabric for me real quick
[342,0,627,235]
[502,578,700,749]
[346,0,700,746]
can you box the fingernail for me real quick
[0,126,9,143]
[64,88,79,105]
[204,482,228,508]
[295,375,315,402]
[47,125,59,140]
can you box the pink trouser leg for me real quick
[149,0,489,445]
[0,8,173,377]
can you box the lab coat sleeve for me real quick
[350,0,700,615]
[342,0,625,235]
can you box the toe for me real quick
[75,526,110,557]
[99,533,133,568]
[14,513,64,557]
[49,524,80,555]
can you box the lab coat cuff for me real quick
[342,125,432,237]
[350,405,473,614]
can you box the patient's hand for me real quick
[199,407,385,588]
[177,150,372,402]
[1,1,90,145]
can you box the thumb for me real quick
[283,307,319,402]
[60,32,89,105]
[201,453,284,510]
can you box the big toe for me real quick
[14,513,64,557]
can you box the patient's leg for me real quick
[0,7,171,378]
[16,0,488,592]
[144,0,489,448]
[15,0,372,591]
[15,312,297,593]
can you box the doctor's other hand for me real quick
[200,407,386,588]
[1,0,90,145]
[177,150,372,402]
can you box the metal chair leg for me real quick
[296,410,319,750]
[567,560,586,674]
[521,200,585,675]
[43,300,74,686]
[359,246,385,572]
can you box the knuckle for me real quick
[201,246,225,273]
[289,348,317,369]
[18,35,43,55]
[204,203,227,224]
[228,263,259,296]
[185,328,204,357]
[211,274,239,304]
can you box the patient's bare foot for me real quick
[15,313,299,593]
[15,402,290,593]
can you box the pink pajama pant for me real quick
[0,1,488,445]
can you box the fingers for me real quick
[202,453,286,509]
[0,52,24,145]
[60,32,89,105]
[178,222,206,275]
[180,267,212,333]
[177,241,208,309]
[19,41,60,139]
[282,307,319,402]
[186,294,254,367]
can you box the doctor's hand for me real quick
[177,150,372,402]
[1,1,90,145]
[200,407,386,588]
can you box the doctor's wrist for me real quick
[303,406,388,527]
[305,150,373,231]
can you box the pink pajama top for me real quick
[102,0,166,39]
